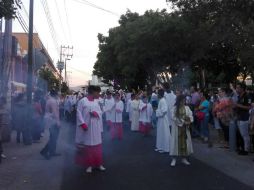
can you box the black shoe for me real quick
[50,153,61,157]
[40,151,50,160]
[238,151,248,156]
[24,142,32,146]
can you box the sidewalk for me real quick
[0,125,68,190]
[193,138,254,188]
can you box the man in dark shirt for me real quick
[235,83,251,155]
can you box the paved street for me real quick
[60,123,254,190]
[1,122,254,190]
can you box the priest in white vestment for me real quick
[163,82,176,129]
[131,95,140,131]
[170,95,193,167]
[155,89,171,153]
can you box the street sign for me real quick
[57,61,64,70]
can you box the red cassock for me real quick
[75,144,103,167]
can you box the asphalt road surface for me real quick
[60,122,253,190]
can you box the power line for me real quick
[20,1,38,33]
[71,0,120,17]
[16,10,40,48]
[40,0,60,54]
[53,0,69,44]
[63,0,73,44]
[68,65,91,76]
[16,11,29,33]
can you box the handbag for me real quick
[195,111,205,121]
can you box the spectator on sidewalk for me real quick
[215,88,231,148]
[40,89,61,160]
[0,97,7,163]
[12,94,32,145]
[190,86,201,137]
[196,91,210,143]
[235,83,251,155]
[32,93,43,142]
[249,103,254,156]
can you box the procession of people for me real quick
[2,81,254,176]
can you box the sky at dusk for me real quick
[13,0,169,87]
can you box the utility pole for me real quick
[25,0,34,145]
[57,45,73,92]
[27,0,34,106]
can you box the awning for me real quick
[11,81,27,88]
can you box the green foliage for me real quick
[37,68,60,92]
[61,82,69,95]
[0,0,21,19]
[94,2,254,89]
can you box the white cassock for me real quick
[139,102,153,123]
[76,97,102,146]
[156,97,171,152]
[104,97,115,123]
[126,99,133,122]
[131,100,140,131]
[95,98,104,133]
[170,106,194,156]
[164,91,176,127]
[112,100,124,123]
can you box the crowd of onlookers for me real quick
[176,83,254,157]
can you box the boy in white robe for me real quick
[111,92,124,140]
[155,89,171,153]
[139,95,153,136]
[126,94,135,125]
[75,85,106,173]
[104,91,115,131]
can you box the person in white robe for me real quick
[163,83,176,129]
[75,85,106,173]
[139,94,153,136]
[170,95,194,167]
[111,92,124,140]
[131,94,140,131]
[94,88,104,133]
[126,94,135,124]
[155,89,171,153]
[104,91,115,131]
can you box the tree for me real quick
[0,0,21,19]
[94,10,193,89]
[94,2,254,90]
[37,68,60,92]
[168,0,254,85]
[61,82,69,94]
